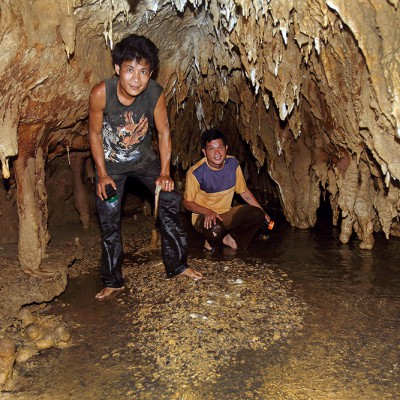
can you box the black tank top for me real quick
[102,77,163,164]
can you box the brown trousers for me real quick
[193,205,265,249]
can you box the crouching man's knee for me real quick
[205,222,225,241]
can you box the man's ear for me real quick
[202,148,206,157]
[114,64,120,75]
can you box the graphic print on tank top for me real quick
[102,77,162,163]
[103,111,150,163]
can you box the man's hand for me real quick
[182,199,221,228]
[155,175,174,192]
[97,176,116,200]
[203,209,223,229]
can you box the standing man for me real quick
[183,129,270,252]
[89,34,203,299]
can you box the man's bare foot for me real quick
[95,286,125,300]
[179,267,204,281]
[203,240,214,252]
[222,234,238,250]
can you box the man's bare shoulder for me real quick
[90,81,106,98]
[89,81,106,110]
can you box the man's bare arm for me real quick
[89,82,115,200]
[153,93,174,192]
[239,189,270,222]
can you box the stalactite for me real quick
[0,94,20,179]
[0,0,399,252]
[14,146,50,274]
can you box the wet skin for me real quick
[202,138,228,170]
[114,59,152,104]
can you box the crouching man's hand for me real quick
[203,209,223,229]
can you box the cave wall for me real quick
[0,0,114,269]
[0,0,399,271]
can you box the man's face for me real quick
[202,138,228,169]
[115,59,152,100]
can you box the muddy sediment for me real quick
[1,214,399,399]
[0,215,305,398]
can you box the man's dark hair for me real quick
[112,34,159,71]
[201,129,227,149]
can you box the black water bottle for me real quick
[105,184,118,205]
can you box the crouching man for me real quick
[183,129,270,252]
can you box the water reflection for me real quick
[188,215,400,398]
[4,213,400,400]
[191,216,400,295]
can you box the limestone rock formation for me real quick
[0,338,16,389]
[0,0,399,277]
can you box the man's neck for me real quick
[205,157,226,170]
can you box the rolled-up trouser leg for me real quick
[158,190,188,278]
[96,174,126,288]
[220,205,265,249]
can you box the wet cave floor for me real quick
[1,212,400,400]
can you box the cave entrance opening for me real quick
[315,189,335,232]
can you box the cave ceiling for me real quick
[0,0,400,263]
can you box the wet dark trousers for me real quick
[194,205,265,249]
[96,156,188,288]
